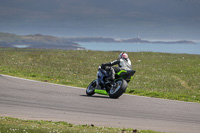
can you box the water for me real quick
[79,42,200,55]
[13,45,30,48]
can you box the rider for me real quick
[101,52,133,84]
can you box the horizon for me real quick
[1,31,200,42]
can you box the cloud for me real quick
[0,0,200,39]
[1,0,200,22]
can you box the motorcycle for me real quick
[86,66,135,98]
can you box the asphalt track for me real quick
[0,74,200,133]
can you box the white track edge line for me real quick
[0,74,85,90]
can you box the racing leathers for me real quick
[101,58,132,81]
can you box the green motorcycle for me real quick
[86,66,135,98]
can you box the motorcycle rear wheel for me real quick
[86,80,96,96]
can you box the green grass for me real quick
[0,117,163,133]
[0,48,200,102]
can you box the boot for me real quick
[108,78,116,87]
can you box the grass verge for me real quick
[0,48,200,102]
[0,117,163,133]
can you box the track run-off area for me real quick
[0,74,200,133]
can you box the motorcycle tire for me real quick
[86,80,96,96]
[109,79,127,98]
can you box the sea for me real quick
[78,42,200,55]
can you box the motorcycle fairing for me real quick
[115,70,135,83]
[95,89,108,95]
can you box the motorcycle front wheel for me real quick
[109,79,127,98]
[86,80,96,96]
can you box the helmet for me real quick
[119,52,128,59]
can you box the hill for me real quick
[0,32,84,50]
[0,32,196,50]
[65,37,196,44]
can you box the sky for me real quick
[0,0,200,40]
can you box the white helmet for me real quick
[119,52,128,59]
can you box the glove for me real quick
[101,64,106,69]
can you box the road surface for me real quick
[0,74,200,133]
